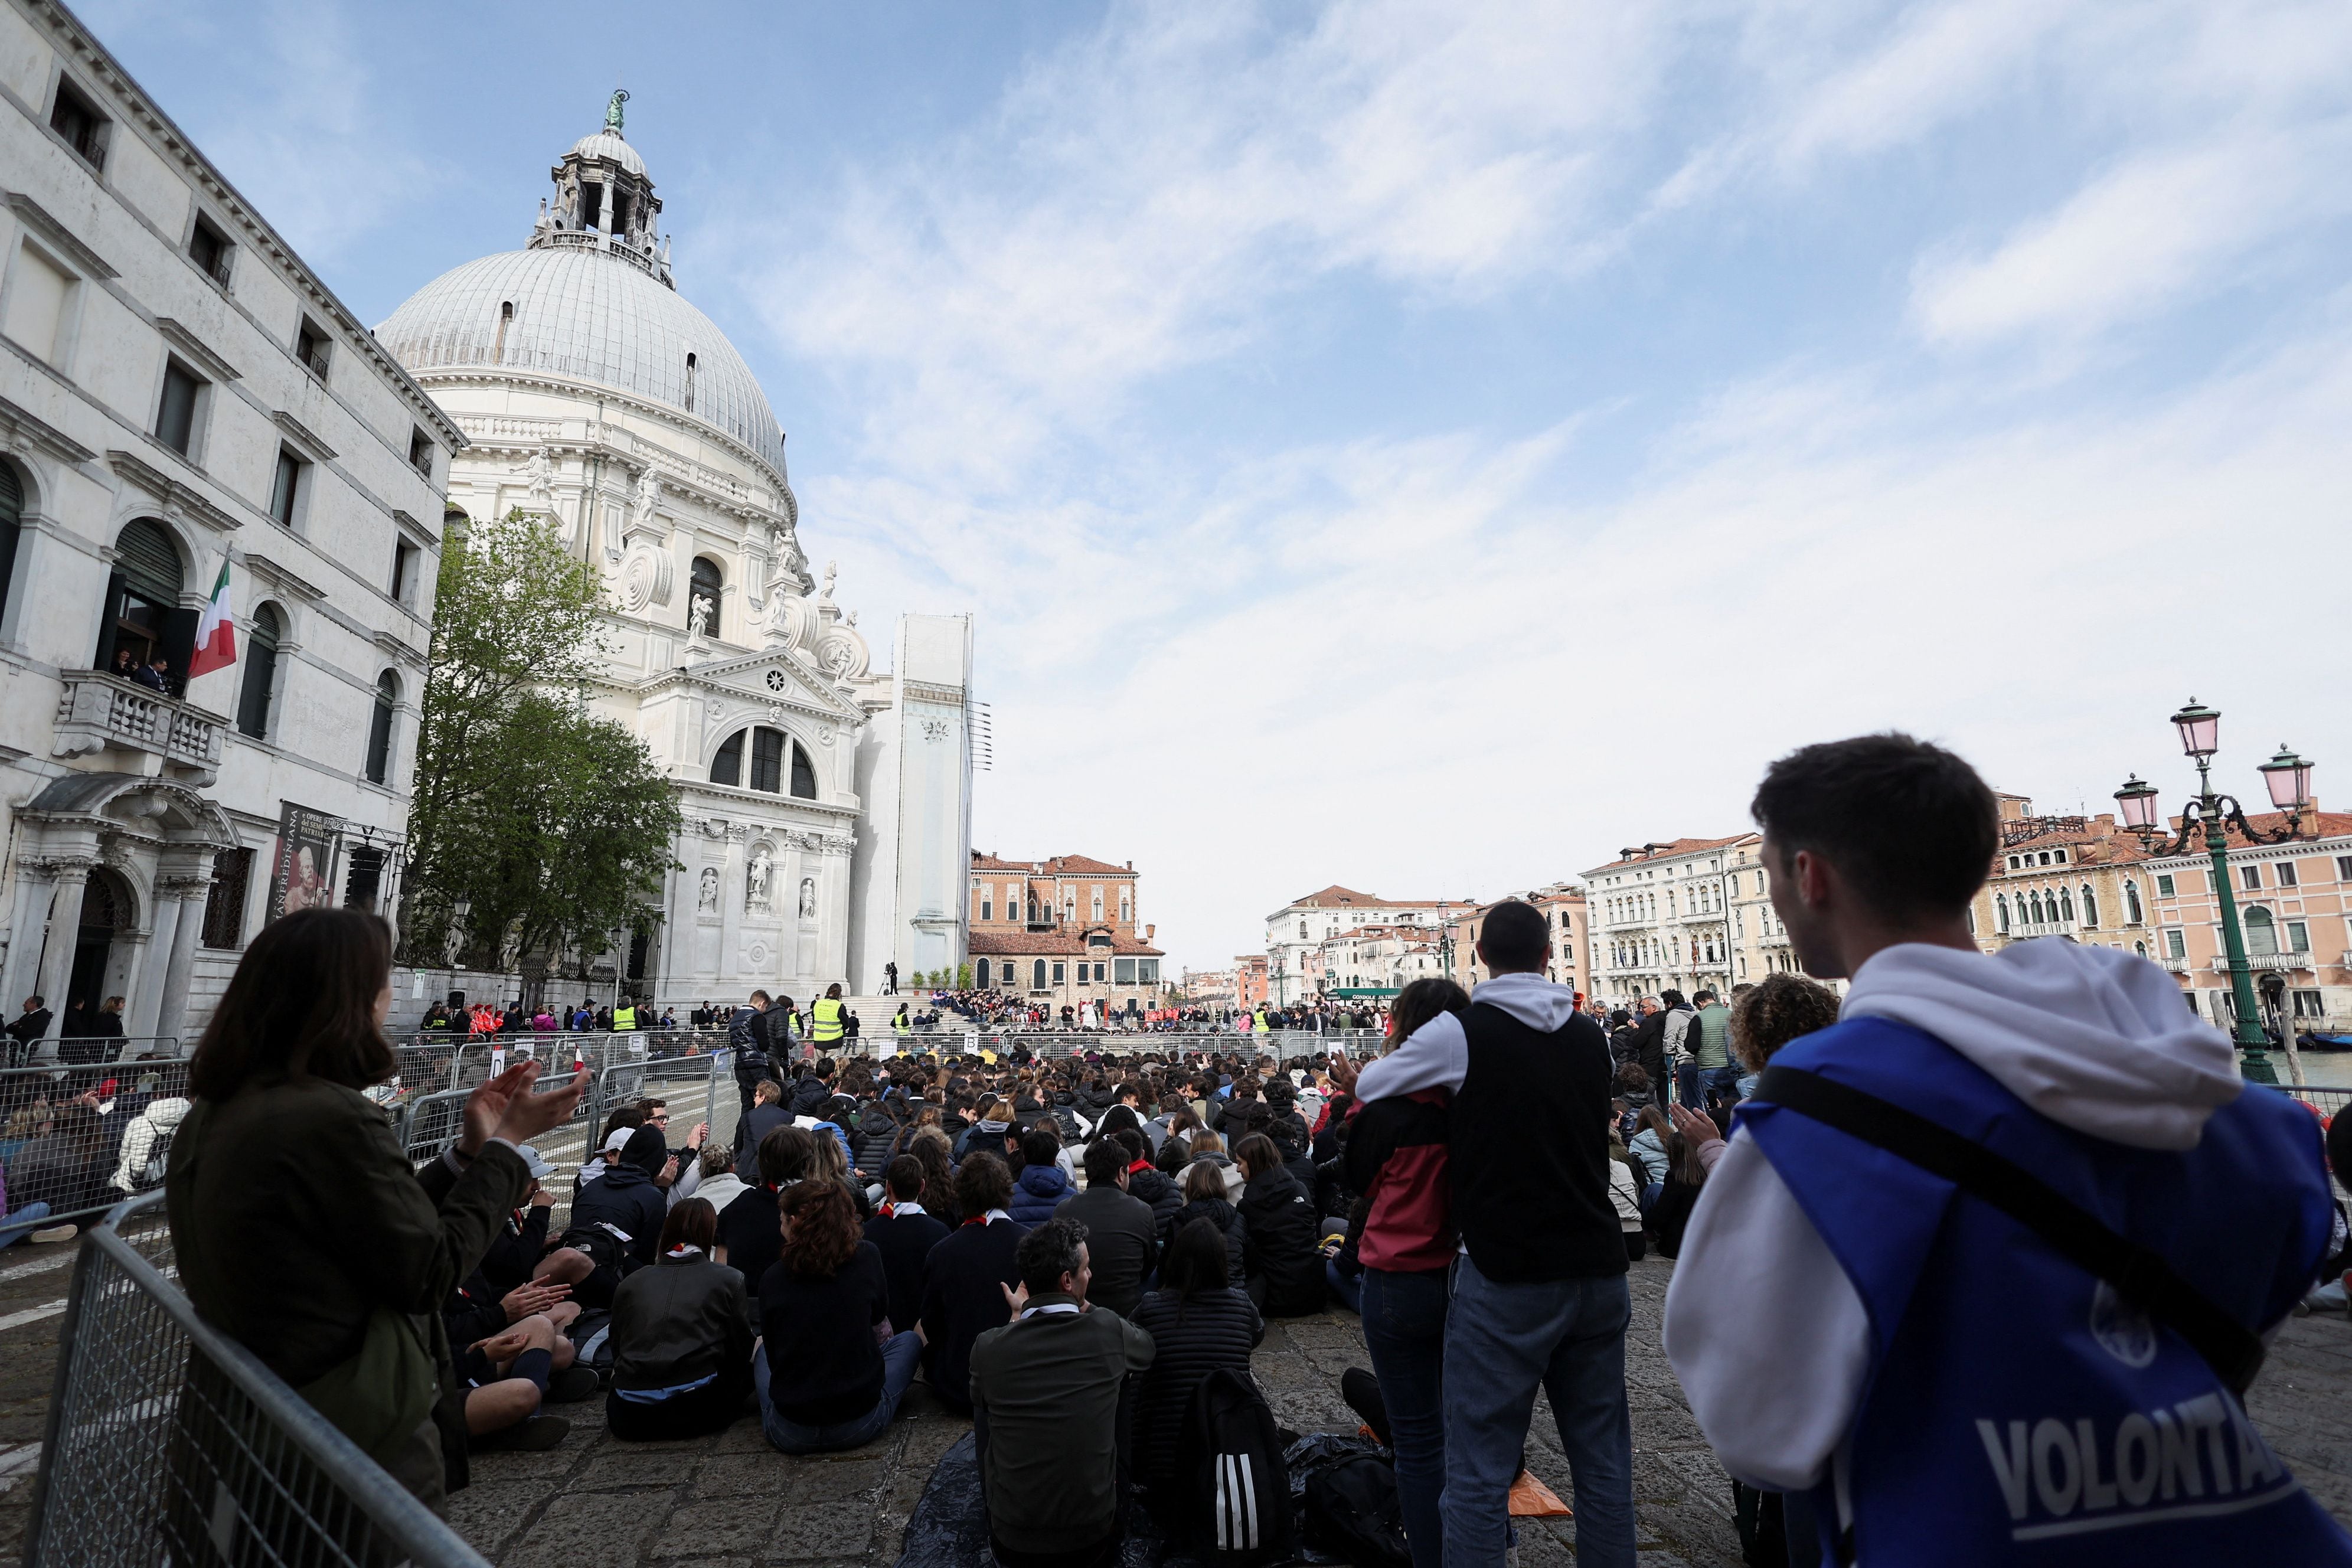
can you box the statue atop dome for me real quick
[605,87,628,136]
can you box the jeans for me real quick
[0,1201,53,1247]
[1697,1064,1742,1111]
[753,1332,922,1453]
[1442,1256,1635,1568]
[1363,1266,1449,1568]
[1325,1259,1362,1314]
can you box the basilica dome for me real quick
[377,247,787,482]
[375,103,788,485]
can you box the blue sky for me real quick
[81,0,2352,969]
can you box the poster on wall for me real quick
[267,802,343,922]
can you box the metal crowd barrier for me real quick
[2286,1084,2352,1118]
[7,1034,181,1069]
[0,1060,192,1237]
[815,1028,1388,1061]
[25,1192,488,1568]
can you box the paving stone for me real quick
[694,1451,790,1498]
[766,1500,876,1561]
[648,1494,781,1557]
[439,1478,549,1559]
[501,1487,668,1568]
[567,1449,700,1491]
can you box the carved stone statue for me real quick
[747,849,773,913]
[513,448,556,512]
[629,465,662,534]
[798,877,817,919]
[687,594,711,639]
[697,865,719,913]
[606,87,629,135]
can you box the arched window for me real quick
[100,518,185,682]
[684,351,698,412]
[789,739,817,799]
[0,459,22,627]
[2027,892,2042,926]
[2080,884,2098,928]
[1031,958,1047,991]
[2135,940,2148,958]
[2124,880,2143,924]
[2059,888,2075,923]
[365,671,397,784]
[975,959,990,988]
[236,603,283,739]
[710,730,744,786]
[689,557,722,638]
[2244,905,2279,956]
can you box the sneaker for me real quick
[475,1415,569,1452]
[547,1366,602,1403]
[28,1226,77,1245]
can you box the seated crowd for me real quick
[157,733,2352,1568]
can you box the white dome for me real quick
[377,246,787,483]
[567,130,645,178]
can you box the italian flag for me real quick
[188,553,236,678]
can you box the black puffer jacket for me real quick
[1128,1287,1265,1498]
[1237,1160,1324,1317]
[1169,1197,1248,1288]
[1126,1161,1184,1240]
[851,1103,902,1177]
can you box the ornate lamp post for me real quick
[2114,699,2316,1085]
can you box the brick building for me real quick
[965,850,1164,1015]
[1968,795,2160,962]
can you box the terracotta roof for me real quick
[1285,885,1449,909]
[2141,809,2352,853]
[1581,834,1757,877]
[970,851,1136,876]
[969,926,1164,957]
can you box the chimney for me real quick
[1145,924,1155,940]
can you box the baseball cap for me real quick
[517,1144,558,1180]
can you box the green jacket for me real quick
[166,1074,530,1505]
[1692,1003,1733,1069]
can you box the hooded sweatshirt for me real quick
[1661,939,2248,1492]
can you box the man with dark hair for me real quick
[5,996,48,1069]
[865,1157,949,1332]
[1338,897,1635,1567]
[1055,1141,1158,1318]
[919,1152,1028,1415]
[729,989,777,1118]
[969,1217,1155,1568]
[1665,733,2350,1563]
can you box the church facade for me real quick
[376,97,972,1009]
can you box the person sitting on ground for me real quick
[733,1077,793,1181]
[906,1127,961,1226]
[4,1101,108,1243]
[1648,1118,1716,1259]
[1007,1125,1074,1224]
[969,1216,1157,1568]
[917,1152,1028,1415]
[716,1123,814,1295]
[1185,1128,1244,1200]
[866,1155,950,1332]
[1233,1131,1324,1316]
[807,1116,876,1220]
[754,1179,922,1452]
[1606,1121,1646,1265]
[1054,1139,1158,1319]
[607,1198,756,1441]
[1112,1128,1182,1242]
[1260,1077,1314,1172]
[1128,1217,1265,1528]
[455,1309,583,1452]
[560,1125,671,1307]
[1168,1158,1248,1288]
[692,1141,750,1216]
[478,1149,592,1295]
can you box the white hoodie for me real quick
[1661,940,2244,1491]
[1349,971,1582,1103]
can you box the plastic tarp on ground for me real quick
[893,1431,1369,1568]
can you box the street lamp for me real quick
[2115,698,2315,1085]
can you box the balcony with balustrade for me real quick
[52,671,224,783]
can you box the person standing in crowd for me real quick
[1685,989,1737,1110]
[812,984,848,1051]
[1658,991,1697,1107]
[1666,733,2352,1564]
[4,996,48,1069]
[968,1217,1156,1568]
[606,1198,755,1440]
[1340,899,1635,1568]
[1344,976,1470,1568]
[165,909,588,1511]
[753,1180,920,1452]
[885,961,899,995]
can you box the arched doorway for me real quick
[66,866,135,1041]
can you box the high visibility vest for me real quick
[892,1013,910,1037]
[612,1004,637,1031]
[812,997,845,1042]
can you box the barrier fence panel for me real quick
[0,1060,192,1238]
[6,1035,181,1070]
[26,1191,489,1568]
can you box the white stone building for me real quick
[1585,835,1756,1005]
[0,0,460,1048]
[374,99,972,1010]
[1262,884,1449,1005]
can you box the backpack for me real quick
[1179,1369,1293,1566]
[1304,1453,1410,1568]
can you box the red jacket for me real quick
[1345,1088,1454,1272]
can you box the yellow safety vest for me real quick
[612,1004,636,1031]
[812,997,845,1042]
[892,1013,910,1036]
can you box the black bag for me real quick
[1179,1368,1293,1566]
[1305,1454,1411,1568]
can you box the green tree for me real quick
[404,514,680,969]
[956,961,972,988]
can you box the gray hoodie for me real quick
[1661,939,2247,1492]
